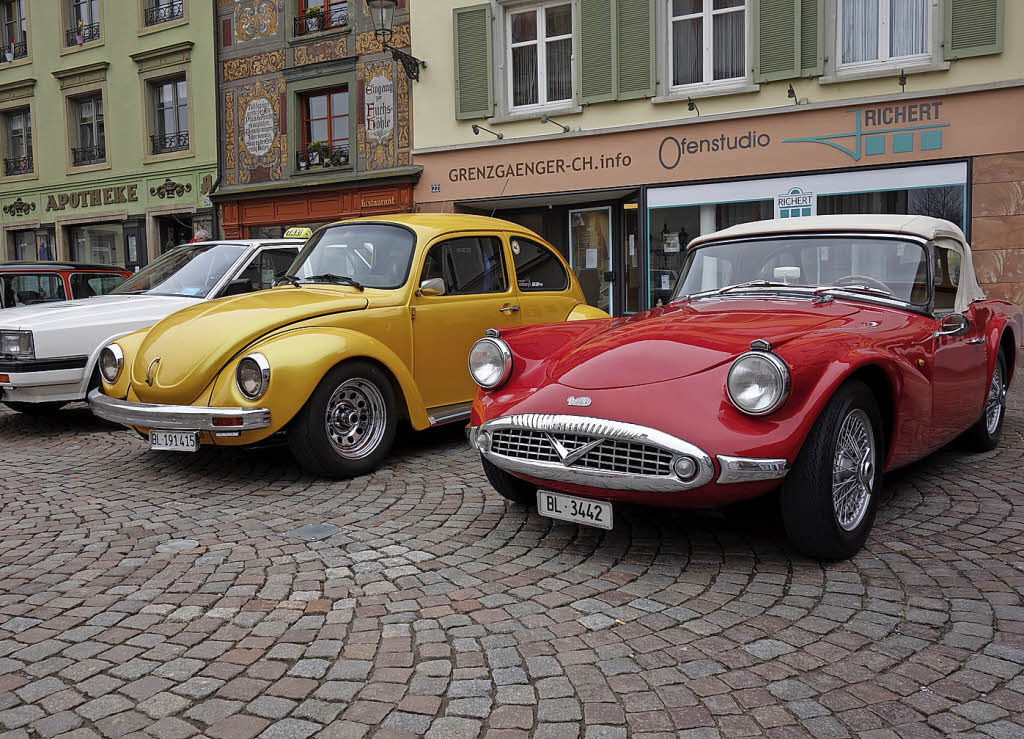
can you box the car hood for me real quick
[547,297,859,390]
[131,286,369,403]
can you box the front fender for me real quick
[99,327,151,400]
[207,326,429,444]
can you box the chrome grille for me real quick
[490,427,673,476]
[577,438,672,476]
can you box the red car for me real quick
[0,262,131,309]
[467,215,1022,559]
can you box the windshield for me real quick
[290,223,416,289]
[675,236,930,306]
[112,244,248,298]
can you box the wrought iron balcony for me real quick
[0,41,27,62]
[151,131,189,155]
[3,155,32,176]
[65,22,101,47]
[295,144,349,170]
[72,145,106,167]
[294,5,348,36]
[144,1,184,26]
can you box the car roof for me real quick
[691,214,968,248]
[0,262,130,272]
[327,213,543,241]
[182,239,303,248]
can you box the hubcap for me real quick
[324,378,387,460]
[832,408,876,532]
[985,363,1005,436]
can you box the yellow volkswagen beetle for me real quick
[89,214,607,477]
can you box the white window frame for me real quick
[504,0,574,114]
[836,0,932,73]
[667,0,749,94]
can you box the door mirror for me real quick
[223,278,255,297]
[935,313,970,338]
[417,277,446,297]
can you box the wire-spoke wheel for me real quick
[832,409,875,532]
[960,349,1008,452]
[325,379,387,460]
[985,361,1006,436]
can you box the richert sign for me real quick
[45,185,139,212]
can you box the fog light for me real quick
[477,430,491,453]
[0,374,9,383]
[673,456,697,480]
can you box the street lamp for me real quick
[368,0,426,81]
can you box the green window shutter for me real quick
[617,0,655,100]
[945,0,1003,60]
[578,0,615,104]
[755,0,799,82]
[799,0,823,76]
[453,4,493,121]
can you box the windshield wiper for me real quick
[814,284,894,299]
[275,274,302,288]
[717,280,790,295]
[302,274,365,291]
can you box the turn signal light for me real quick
[212,416,244,427]
[0,374,9,383]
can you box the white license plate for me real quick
[536,490,613,530]
[149,430,199,452]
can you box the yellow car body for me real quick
[92,214,606,475]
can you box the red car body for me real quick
[0,262,131,309]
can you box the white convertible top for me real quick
[691,214,985,313]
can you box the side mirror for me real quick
[223,278,254,297]
[935,313,970,338]
[417,277,446,297]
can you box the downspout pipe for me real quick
[209,0,224,236]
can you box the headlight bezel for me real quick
[726,350,791,416]
[0,330,34,359]
[98,344,124,384]
[468,336,513,390]
[236,353,271,400]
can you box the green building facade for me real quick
[0,0,217,269]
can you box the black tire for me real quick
[959,350,1008,452]
[780,380,884,560]
[286,361,398,478]
[481,456,537,506]
[4,401,67,415]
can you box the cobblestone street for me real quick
[0,359,1022,739]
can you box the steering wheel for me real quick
[832,274,892,294]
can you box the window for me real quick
[144,0,184,27]
[670,0,747,89]
[0,274,67,307]
[66,0,100,46]
[296,0,348,35]
[0,1,27,61]
[421,237,508,295]
[298,87,349,169]
[839,0,929,68]
[4,108,31,176]
[70,272,125,299]
[10,230,34,260]
[292,224,416,290]
[70,223,122,266]
[511,237,568,292]
[151,77,188,154]
[235,248,299,291]
[72,95,105,166]
[507,2,572,110]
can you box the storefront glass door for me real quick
[569,207,612,314]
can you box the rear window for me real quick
[70,272,126,299]
[0,273,68,307]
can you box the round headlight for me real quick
[98,344,123,384]
[236,353,270,400]
[468,337,512,389]
[726,351,790,415]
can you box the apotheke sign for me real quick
[45,185,139,212]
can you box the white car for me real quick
[0,239,302,414]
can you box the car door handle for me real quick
[498,304,520,313]
[966,338,985,344]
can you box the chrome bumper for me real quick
[88,388,271,431]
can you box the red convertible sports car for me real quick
[466,215,1022,559]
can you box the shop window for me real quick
[143,0,183,27]
[0,1,27,61]
[156,214,192,254]
[297,87,349,170]
[818,186,964,230]
[70,272,125,298]
[71,94,105,166]
[236,248,300,291]
[838,0,930,70]
[150,77,188,155]
[10,229,34,260]
[511,237,568,292]
[295,0,348,36]
[669,0,747,90]
[3,107,31,176]
[70,223,123,266]
[421,237,508,295]
[506,2,573,111]
[65,0,100,47]
[0,273,67,307]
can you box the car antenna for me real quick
[490,177,512,219]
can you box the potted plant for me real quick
[75,19,85,45]
[329,147,347,167]
[306,141,327,166]
[304,5,323,32]
[297,153,309,171]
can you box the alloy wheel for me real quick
[324,378,387,459]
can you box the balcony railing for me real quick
[0,41,27,63]
[3,155,32,176]
[65,22,101,47]
[72,145,105,167]
[151,131,189,155]
[294,5,348,36]
[144,1,184,26]
[296,144,349,170]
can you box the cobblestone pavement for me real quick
[1,359,1023,739]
